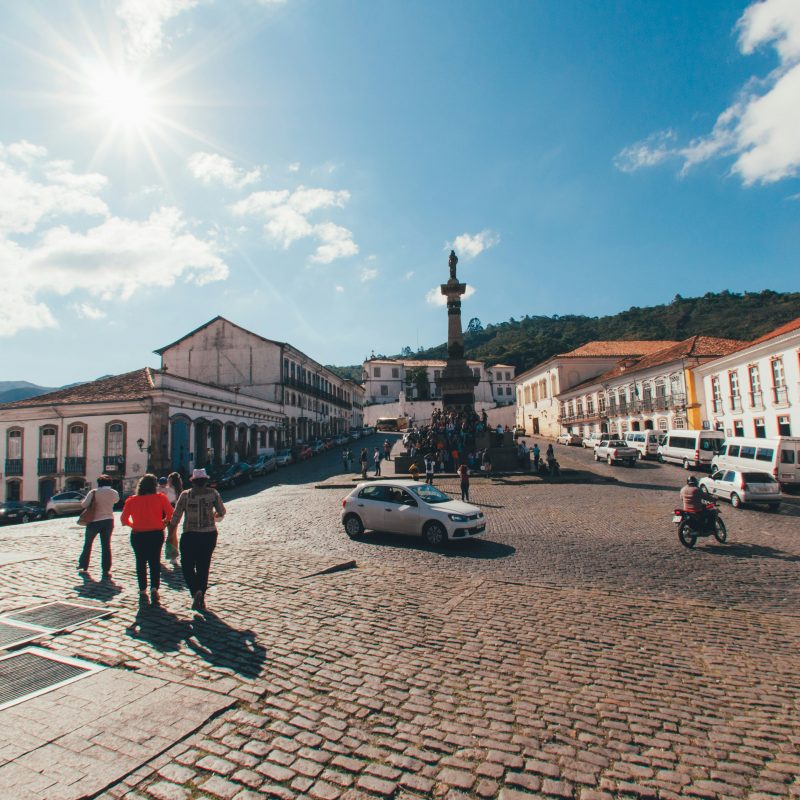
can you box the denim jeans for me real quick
[79,519,114,573]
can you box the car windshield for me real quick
[608,440,626,446]
[409,485,451,504]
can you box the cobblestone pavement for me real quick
[0,434,798,799]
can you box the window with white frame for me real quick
[777,415,791,436]
[657,418,668,431]
[711,376,722,413]
[754,418,766,438]
[106,423,124,457]
[7,429,22,459]
[68,424,86,457]
[40,426,57,458]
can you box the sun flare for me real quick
[85,64,155,131]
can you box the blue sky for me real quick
[2,0,798,385]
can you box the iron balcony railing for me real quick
[103,455,125,473]
[64,456,86,475]
[772,386,788,405]
[37,458,57,475]
[4,459,23,476]
[749,391,764,409]
[712,400,723,414]
[729,395,742,412]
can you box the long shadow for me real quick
[74,573,122,601]
[701,542,800,562]
[160,562,187,591]
[354,531,515,560]
[126,605,191,653]
[187,610,267,679]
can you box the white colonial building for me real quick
[694,317,800,439]
[557,336,744,438]
[515,340,678,438]
[157,317,363,445]
[0,368,285,504]
[362,359,516,406]
[1,316,366,504]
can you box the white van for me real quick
[711,437,800,489]
[657,429,725,470]
[623,430,661,459]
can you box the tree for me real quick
[400,345,413,357]
[467,317,483,333]
[406,366,430,400]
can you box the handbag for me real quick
[77,490,96,526]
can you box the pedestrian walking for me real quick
[360,448,368,479]
[78,474,119,579]
[532,443,540,472]
[424,453,435,485]
[458,463,470,502]
[164,472,183,565]
[121,474,174,607]
[383,439,391,461]
[342,448,349,473]
[373,447,382,476]
[409,463,420,481]
[168,468,226,612]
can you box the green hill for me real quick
[335,290,797,380]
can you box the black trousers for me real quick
[79,519,113,573]
[130,531,164,591]
[180,531,218,595]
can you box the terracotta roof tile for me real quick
[749,316,800,346]
[558,340,679,358]
[0,368,155,410]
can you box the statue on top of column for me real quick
[448,249,458,280]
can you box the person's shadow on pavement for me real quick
[75,572,122,601]
[186,610,266,679]
[126,605,191,653]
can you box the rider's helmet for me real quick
[686,476,698,486]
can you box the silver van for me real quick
[623,430,660,459]
[657,429,724,470]
[711,437,800,489]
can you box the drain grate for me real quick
[0,648,103,711]
[3,601,112,632]
[0,621,43,650]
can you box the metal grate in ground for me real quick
[0,621,43,650]
[2,601,112,632]
[0,648,103,711]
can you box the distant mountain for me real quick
[325,365,363,383]
[0,380,85,404]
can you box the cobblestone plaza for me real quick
[1,438,798,799]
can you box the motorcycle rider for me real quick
[680,475,709,527]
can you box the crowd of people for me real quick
[77,468,225,612]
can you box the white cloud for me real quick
[360,266,378,282]
[232,185,358,263]
[425,284,476,306]
[448,230,500,260]
[188,152,261,190]
[0,141,228,336]
[116,0,200,62]
[616,0,800,185]
[72,303,107,320]
[0,142,108,235]
[335,285,344,293]
[288,162,301,172]
[405,270,414,280]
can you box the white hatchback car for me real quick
[341,480,486,545]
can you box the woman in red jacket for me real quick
[121,473,173,607]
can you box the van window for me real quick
[669,436,694,450]
[781,450,796,464]
[755,448,774,462]
[718,444,727,456]
[699,438,721,452]
[740,446,756,459]
[728,444,740,457]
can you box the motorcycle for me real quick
[672,501,728,549]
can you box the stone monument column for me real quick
[437,250,479,413]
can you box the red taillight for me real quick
[694,450,699,461]
[740,476,747,490]
[342,499,346,507]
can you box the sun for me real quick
[84,63,156,132]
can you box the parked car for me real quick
[251,452,278,476]
[217,462,252,489]
[296,445,313,461]
[334,435,349,446]
[0,501,43,525]
[582,432,604,449]
[362,426,374,436]
[341,479,486,545]
[699,470,782,511]
[557,432,582,446]
[594,439,638,466]
[311,440,325,455]
[45,490,87,518]
[276,449,294,467]
[323,438,335,451]
[349,429,361,441]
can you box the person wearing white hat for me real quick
[168,467,226,611]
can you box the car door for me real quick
[717,471,736,500]
[384,488,420,534]
[354,485,390,529]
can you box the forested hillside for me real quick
[327,290,799,381]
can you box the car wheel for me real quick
[628,459,635,467]
[768,503,780,513]
[678,522,697,549]
[46,510,57,519]
[343,514,364,538]
[423,521,447,546]
[21,513,30,524]
[713,517,728,543]
[594,452,599,461]
[658,454,664,463]
[730,493,742,509]
[683,459,691,470]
